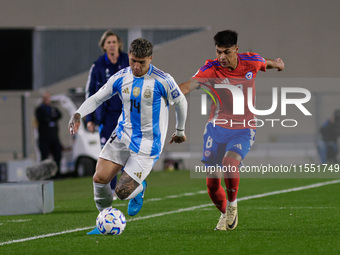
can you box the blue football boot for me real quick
[127,180,147,216]
[87,227,101,235]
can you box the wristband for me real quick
[176,129,185,137]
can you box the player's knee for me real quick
[206,178,221,192]
[93,174,106,184]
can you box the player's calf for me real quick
[115,172,141,200]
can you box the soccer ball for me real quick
[96,207,126,235]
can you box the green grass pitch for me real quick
[0,171,339,255]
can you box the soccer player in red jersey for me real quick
[180,30,284,231]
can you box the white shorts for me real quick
[99,135,157,184]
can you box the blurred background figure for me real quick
[317,111,340,164]
[85,30,129,198]
[35,91,63,177]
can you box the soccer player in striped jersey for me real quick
[85,31,129,199]
[180,30,284,231]
[69,38,187,234]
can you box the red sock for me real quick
[206,178,227,213]
[222,156,240,203]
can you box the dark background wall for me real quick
[0,29,32,90]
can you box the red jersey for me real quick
[193,52,267,129]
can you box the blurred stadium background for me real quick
[1,0,340,174]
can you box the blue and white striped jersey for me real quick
[76,64,187,157]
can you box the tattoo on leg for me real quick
[115,172,140,200]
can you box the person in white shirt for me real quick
[68,38,187,234]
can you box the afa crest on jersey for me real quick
[171,88,180,99]
[143,87,152,98]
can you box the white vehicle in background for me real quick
[34,89,101,177]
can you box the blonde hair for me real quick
[98,30,123,52]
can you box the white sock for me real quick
[125,183,143,200]
[227,199,237,207]
[93,182,113,211]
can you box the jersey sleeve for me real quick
[84,64,97,122]
[260,58,267,72]
[190,59,218,90]
[246,52,267,72]
[160,74,187,131]
[192,59,216,79]
[160,73,186,105]
[85,64,97,99]
[76,75,119,118]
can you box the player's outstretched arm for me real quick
[169,94,188,144]
[69,80,115,135]
[179,79,201,95]
[265,58,285,71]
[179,81,191,95]
[68,113,81,135]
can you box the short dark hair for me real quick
[129,38,153,58]
[99,30,123,52]
[214,30,238,48]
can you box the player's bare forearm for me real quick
[179,80,201,95]
[68,113,81,135]
[265,58,285,71]
[179,81,191,95]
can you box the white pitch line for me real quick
[1,179,339,246]
[145,190,206,203]
[237,179,340,202]
[254,207,336,210]
[0,227,93,246]
[113,190,207,205]
[0,219,32,225]
[6,219,32,223]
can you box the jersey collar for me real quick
[147,64,153,76]
[129,64,154,78]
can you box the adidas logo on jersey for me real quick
[234,144,242,150]
[221,78,230,84]
[123,88,130,94]
[134,172,142,179]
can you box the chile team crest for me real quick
[245,71,253,80]
[204,150,211,158]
